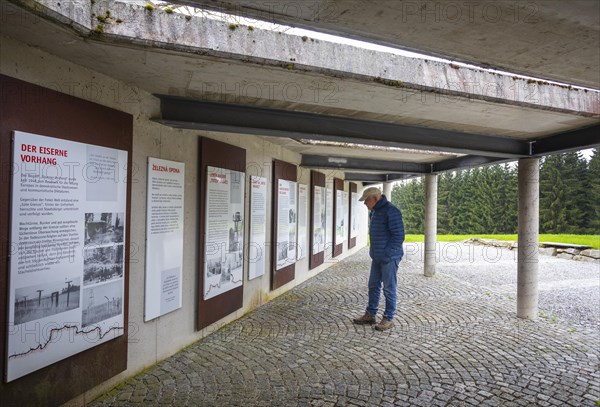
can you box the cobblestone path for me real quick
[92,248,600,406]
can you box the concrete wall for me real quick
[0,35,369,405]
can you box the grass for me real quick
[404,234,600,249]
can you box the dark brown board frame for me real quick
[0,74,132,406]
[333,178,344,258]
[271,159,297,290]
[309,170,325,270]
[197,137,246,330]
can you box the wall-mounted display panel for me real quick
[197,138,246,330]
[325,187,334,259]
[145,158,184,321]
[276,179,297,270]
[343,191,349,243]
[297,184,308,261]
[333,178,345,258]
[349,183,358,249]
[0,75,132,406]
[312,186,325,256]
[204,166,245,300]
[7,130,128,382]
[271,160,297,290]
[249,176,267,280]
[309,171,326,269]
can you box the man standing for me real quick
[353,187,405,331]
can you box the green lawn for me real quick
[404,234,600,249]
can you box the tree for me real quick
[437,172,454,234]
[393,178,425,234]
[561,151,588,233]
[540,154,568,233]
[391,151,593,235]
[588,149,600,233]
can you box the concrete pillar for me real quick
[517,158,540,320]
[383,181,392,198]
[424,174,438,277]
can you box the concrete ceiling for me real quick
[1,0,599,178]
[182,0,600,90]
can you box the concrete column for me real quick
[517,158,540,320]
[383,181,392,198]
[424,174,438,277]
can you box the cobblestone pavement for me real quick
[92,246,600,407]
[422,242,600,330]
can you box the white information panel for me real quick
[204,166,245,300]
[7,131,127,382]
[325,188,334,251]
[249,176,267,280]
[335,190,345,243]
[312,186,325,256]
[144,158,184,321]
[297,184,308,260]
[343,191,349,241]
[351,192,359,239]
[276,179,297,270]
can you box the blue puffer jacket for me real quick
[369,195,405,263]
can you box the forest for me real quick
[391,149,600,235]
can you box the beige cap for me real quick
[358,187,382,201]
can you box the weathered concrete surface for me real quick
[86,0,600,114]
[87,246,599,407]
[3,0,600,122]
[185,0,600,90]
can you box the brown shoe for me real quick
[353,313,376,325]
[374,317,393,331]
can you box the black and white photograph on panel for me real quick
[277,243,289,263]
[13,278,81,325]
[84,212,124,246]
[82,280,123,327]
[206,258,223,277]
[83,244,124,286]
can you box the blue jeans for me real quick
[367,259,399,320]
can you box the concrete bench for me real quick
[539,242,592,250]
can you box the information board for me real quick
[7,131,127,382]
[297,184,308,260]
[336,190,345,243]
[312,186,325,256]
[204,166,245,300]
[144,158,184,321]
[326,187,334,252]
[276,179,297,270]
[249,176,267,280]
[351,191,359,239]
